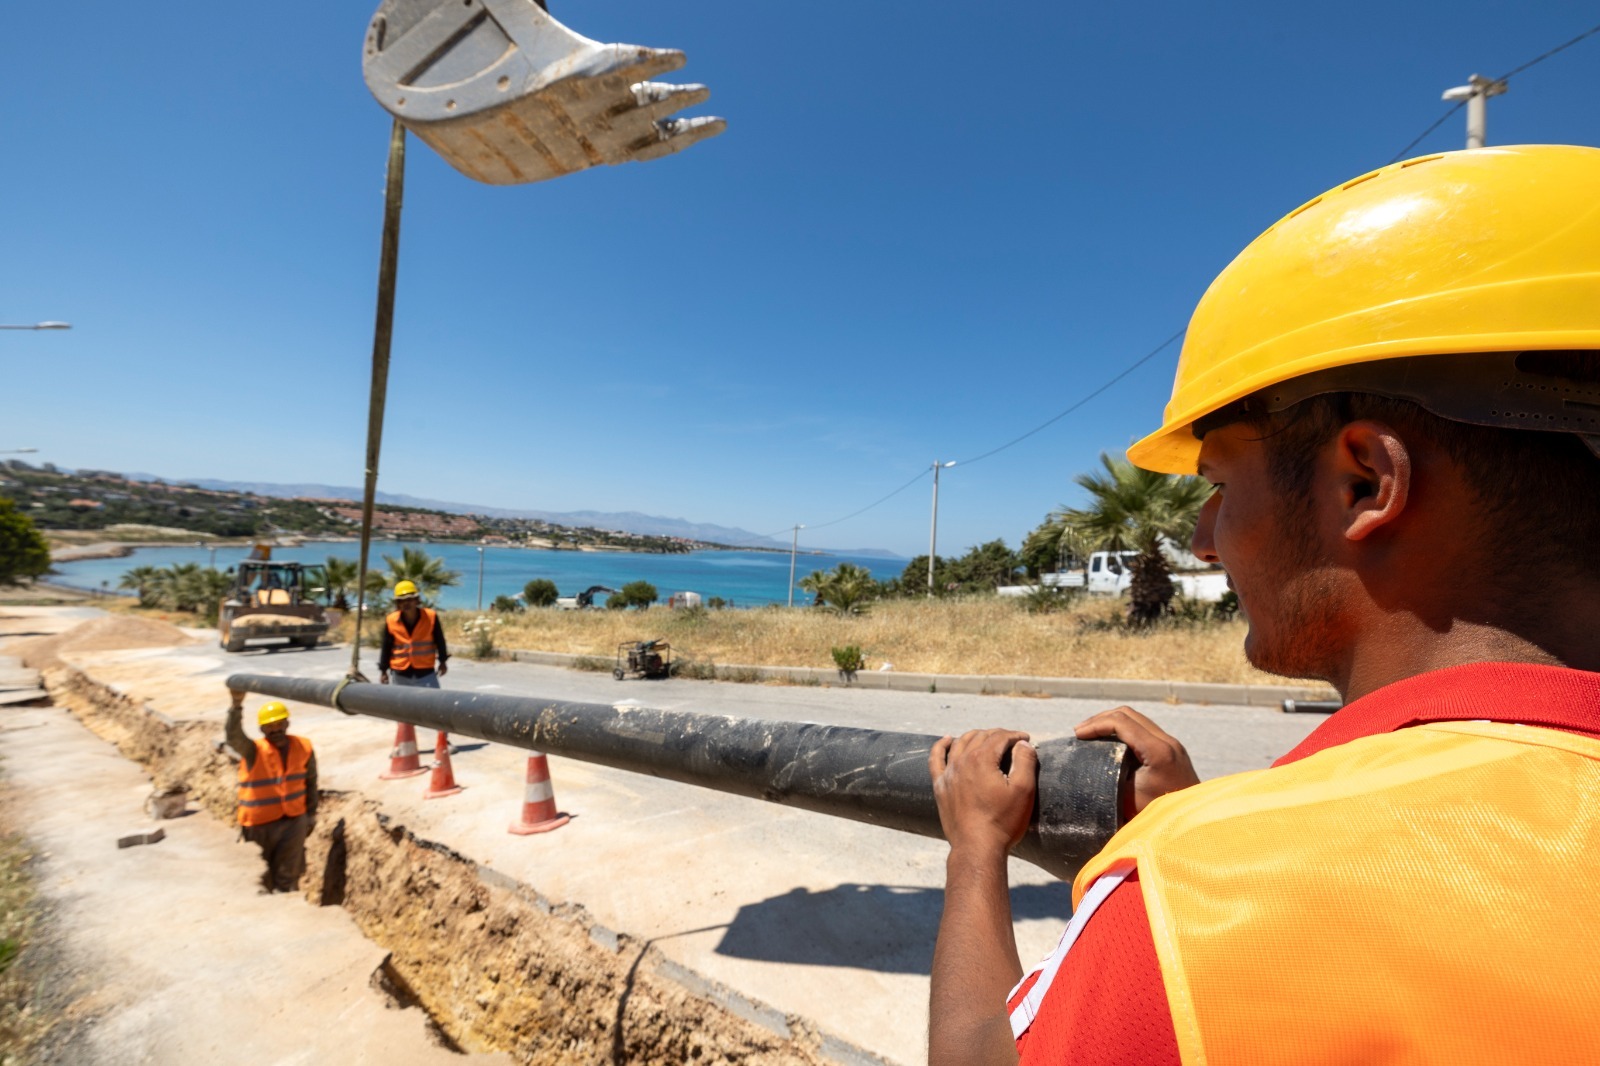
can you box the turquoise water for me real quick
[51,541,904,609]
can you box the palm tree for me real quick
[183,568,234,625]
[374,546,461,605]
[151,562,204,611]
[321,556,359,610]
[799,562,879,616]
[118,565,162,608]
[1053,453,1211,625]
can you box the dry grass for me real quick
[0,821,53,1062]
[425,597,1297,686]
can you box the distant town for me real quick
[0,460,738,554]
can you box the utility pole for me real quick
[927,461,955,596]
[787,524,804,608]
[476,546,485,612]
[1442,74,1508,149]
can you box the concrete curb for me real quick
[504,649,1336,708]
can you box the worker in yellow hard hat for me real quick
[379,579,450,688]
[929,145,1600,1066]
[226,695,317,893]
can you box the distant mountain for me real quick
[119,473,901,557]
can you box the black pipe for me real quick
[227,673,1131,881]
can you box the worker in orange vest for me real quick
[379,579,450,688]
[226,696,317,894]
[929,145,1600,1066]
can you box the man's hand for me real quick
[379,671,390,685]
[930,729,1039,861]
[437,662,448,679]
[1074,707,1200,816]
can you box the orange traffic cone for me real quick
[508,753,569,835]
[423,730,464,799]
[379,723,429,779]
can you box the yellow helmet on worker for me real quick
[257,701,290,727]
[393,580,420,599]
[1128,144,1600,475]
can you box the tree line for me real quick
[799,453,1213,625]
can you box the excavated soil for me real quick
[8,617,196,671]
[42,665,838,1066]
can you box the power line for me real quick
[804,466,931,531]
[1499,19,1600,79]
[955,328,1186,467]
[1388,19,1600,162]
[1388,101,1467,163]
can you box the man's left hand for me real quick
[438,662,448,678]
[930,729,1038,861]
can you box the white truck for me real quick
[1039,551,1230,602]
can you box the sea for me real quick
[49,540,905,610]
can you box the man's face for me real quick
[1193,424,1350,683]
[262,718,290,747]
[397,595,420,613]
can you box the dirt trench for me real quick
[44,665,843,1066]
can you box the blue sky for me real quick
[3,2,1597,557]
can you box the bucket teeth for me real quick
[364,0,723,185]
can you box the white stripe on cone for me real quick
[523,779,555,804]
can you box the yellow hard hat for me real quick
[393,580,420,598]
[1128,145,1600,474]
[257,701,290,727]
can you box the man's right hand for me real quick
[1074,706,1200,815]
[379,671,390,685]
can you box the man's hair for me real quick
[1221,391,1600,579]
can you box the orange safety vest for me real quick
[236,736,313,827]
[386,607,438,671]
[1070,722,1600,1065]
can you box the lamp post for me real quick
[0,322,71,331]
[476,546,486,612]
[928,461,956,596]
[1442,74,1507,149]
[787,524,805,608]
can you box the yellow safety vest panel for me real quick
[386,608,438,671]
[1074,722,1600,1066]
[236,736,312,827]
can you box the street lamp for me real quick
[1442,74,1507,150]
[476,546,486,612]
[0,322,71,330]
[787,524,805,608]
[928,461,956,596]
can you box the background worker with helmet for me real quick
[226,696,318,894]
[379,579,450,688]
[928,144,1600,1066]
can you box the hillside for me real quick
[0,462,711,553]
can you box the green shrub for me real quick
[491,594,523,613]
[831,644,866,677]
[617,580,658,610]
[523,578,559,608]
[460,615,500,659]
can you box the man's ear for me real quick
[1332,420,1411,542]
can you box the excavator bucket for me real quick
[362,0,726,185]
